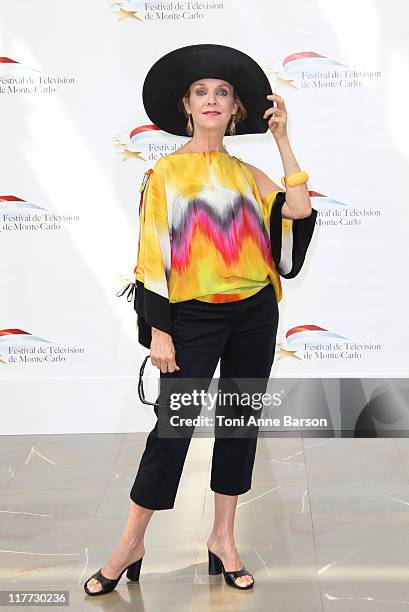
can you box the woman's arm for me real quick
[244,148,312,220]
[275,137,312,219]
[258,92,312,219]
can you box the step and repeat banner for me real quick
[1,0,408,434]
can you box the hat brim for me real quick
[142,43,273,137]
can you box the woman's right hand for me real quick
[150,327,181,373]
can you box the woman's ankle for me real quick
[119,534,145,550]
[208,532,235,546]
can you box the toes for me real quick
[235,575,253,587]
[87,578,102,592]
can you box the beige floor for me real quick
[2,434,409,610]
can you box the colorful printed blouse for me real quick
[132,151,316,348]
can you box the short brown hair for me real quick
[177,83,247,135]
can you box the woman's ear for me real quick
[183,95,190,115]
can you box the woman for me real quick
[84,43,315,596]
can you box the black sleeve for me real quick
[269,191,317,279]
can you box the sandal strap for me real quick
[90,568,117,589]
[226,565,253,580]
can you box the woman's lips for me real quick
[203,111,221,115]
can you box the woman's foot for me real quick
[85,538,145,594]
[206,534,254,588]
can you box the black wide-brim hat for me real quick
[142,43,274,137]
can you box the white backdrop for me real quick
[1,0,408,434]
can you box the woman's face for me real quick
[183,78,238,133]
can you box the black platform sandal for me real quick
[83,556,143,596]
[208,548,254,590]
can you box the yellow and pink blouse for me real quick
[133,151,316,348]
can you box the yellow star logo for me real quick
[276,343,302,360]
[112,136,147,161]
[109,2,143,22]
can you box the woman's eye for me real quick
[196,89,228,95]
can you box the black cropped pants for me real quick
[130,282,279,510]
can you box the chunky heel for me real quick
[126,557,143,581]
[208,549,223,575]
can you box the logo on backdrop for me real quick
[263,50,381,90]
[0,329,85,366]
[309,191,381,227]
[0,196,80,233]
[277,324,382,361]
[108,0,224,23]
[0,57,74,95]
[113,124,188,162]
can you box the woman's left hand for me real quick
[263,93,288,142]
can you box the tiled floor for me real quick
[2,434,409,610]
